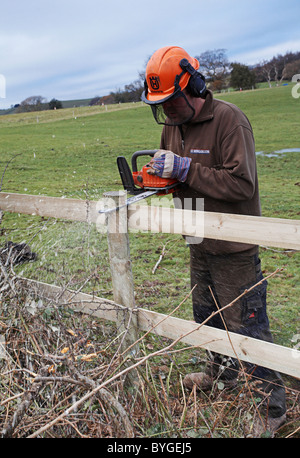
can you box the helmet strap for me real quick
[173,69,186,92]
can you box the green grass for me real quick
[216,85,299,155]
[0,104,161,198]
[0,85,299,438]
[0,84,299,348]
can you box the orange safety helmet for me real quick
[142,46,200,104]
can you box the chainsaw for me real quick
[99,150,180,213]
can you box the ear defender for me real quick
[179,58,206,98]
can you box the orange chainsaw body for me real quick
[132,164,178,194]
[117,150,180,196]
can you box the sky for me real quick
[1,0,300,108]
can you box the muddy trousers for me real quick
[190,246,286,418]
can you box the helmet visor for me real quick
[150,90,195,126]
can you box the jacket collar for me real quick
[191,89,214,124]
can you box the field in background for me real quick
[0,84,299,437]
[0,84,299,338]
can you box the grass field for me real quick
[0,84,299,338]
[0,84,299,438]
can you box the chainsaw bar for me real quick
[98,190,157,214]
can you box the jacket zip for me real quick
[178,126,185,151]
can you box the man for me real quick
[141,46,286,436]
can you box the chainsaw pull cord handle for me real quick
[131,150,158,172]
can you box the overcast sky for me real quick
[1,0,299,108]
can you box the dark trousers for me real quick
[190,246,286,418]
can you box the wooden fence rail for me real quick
[1,191,299,378]
[1,192,299,249]
[22,277,300,378]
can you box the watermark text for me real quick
[96,196,204,244]
[291,74,300,99]
[0,74,6,99]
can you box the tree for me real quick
[49,98,62,110]
[196,49,230,90]
[123,79,144,101]
[281,59,300,81]
[255,60,274,87]
[110,79,144,104]
[16,95,47,113]
[230,63,256,90]
[253,51,300,86]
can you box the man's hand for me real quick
[148,150,191,182]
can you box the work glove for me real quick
[148,150,191,182]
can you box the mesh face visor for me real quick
[147,90,195,126]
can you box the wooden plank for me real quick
[0,192,98,223]
[1,192,299,249]
[22,277,300,378]
[126,205,300,250]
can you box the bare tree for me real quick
[255,60,274,87]
[196,49,230,90]
[254,51,300,86]
[282,59,300,80]
[16,95,47,113]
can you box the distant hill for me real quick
[0,106,17,116]
[0,97,93,116]
[60,98,93,108]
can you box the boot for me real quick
[249,413,286,438]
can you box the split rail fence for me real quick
[0,191,299,379]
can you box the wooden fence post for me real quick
[103,191,139,367]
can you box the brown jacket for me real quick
[160,90,261,255]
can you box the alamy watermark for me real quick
[96,196,205,245]
[291,74,300,99]
[0,74,6,99]
[291,334,300,359]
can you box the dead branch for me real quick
[34,373,135,438]
[0,153,22,193]
[152,243,168,274]
[26,273,277,438]
[0,254,298,439]
[1,366,49,438]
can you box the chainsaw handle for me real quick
[131,150,158,172]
